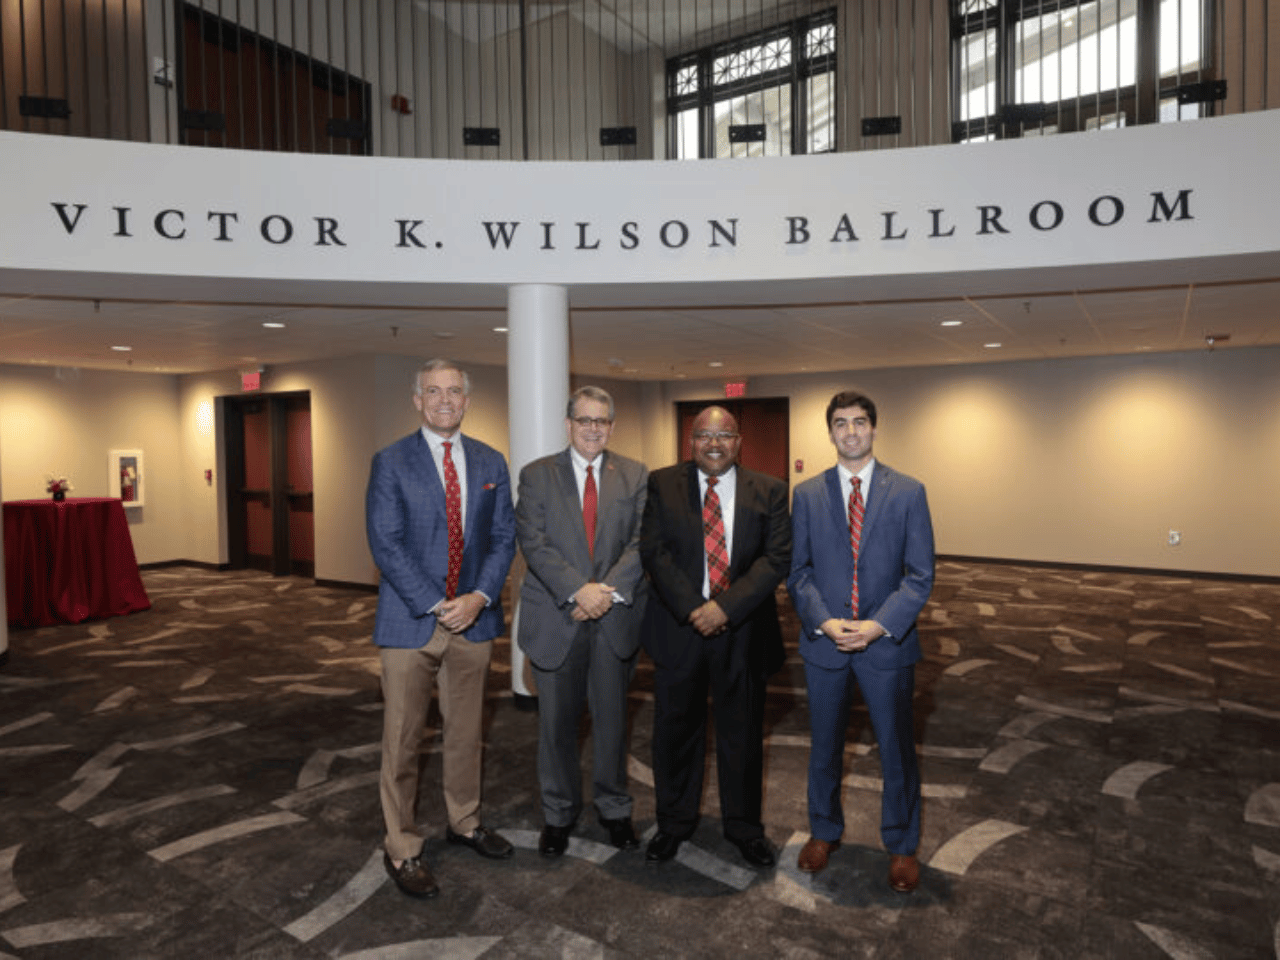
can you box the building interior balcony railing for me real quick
[0,0,1274,162]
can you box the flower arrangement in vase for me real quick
[46,475,74,502]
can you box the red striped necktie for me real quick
[848,476,864,615]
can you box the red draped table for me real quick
[4,497,152,628]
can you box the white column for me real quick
[506,284,570,702]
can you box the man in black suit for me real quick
[639,405,791,868]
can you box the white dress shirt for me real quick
[421,427,489,608]
[698,465,737,600]
[837,458,875,540]
[838,458,890,637]
[568,447,626,605]
[421,426,468,534]
[569,446,603,504]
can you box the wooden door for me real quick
[224,391,314,576]
[179,3,369,155]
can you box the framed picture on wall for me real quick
[108,450,144,507]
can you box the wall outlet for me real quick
[1168,530,1181,546]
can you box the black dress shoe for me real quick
[732,836,776,869]
[383,851,439,898]
[598,815,639,851]
[446,825,514,859]
[539,824,572,858]
[645,830,683,863]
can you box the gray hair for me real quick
[567,385,614,421]
[414,359,471,396]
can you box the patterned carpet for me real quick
[1,561,1278,959]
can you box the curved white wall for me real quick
[3,111,1279,300]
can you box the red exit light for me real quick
[724,381,746,398]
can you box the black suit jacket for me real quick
[639,461,791,677]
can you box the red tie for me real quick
[442,440,464,600]
[848,476,864,615]
[583,464,598,558]
[703,477,729,598]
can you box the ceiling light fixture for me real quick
[493,326,508,333]
[111,345,132,351]
[708,360,724,368]
[263,321,286,329]
[940,320,962,327]
[983,342,1002,349]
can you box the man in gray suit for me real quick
[515,386,648,857]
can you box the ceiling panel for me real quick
[4,277,1280,378]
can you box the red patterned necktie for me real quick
[703,477,729,598]
[848,476,864,615]
[583,464,598,558]
[442,440,464,600]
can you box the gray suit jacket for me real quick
[515,448,648,671]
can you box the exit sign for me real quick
[724,381,747,398]
[241,371,261,391]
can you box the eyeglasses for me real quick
[572,417,613,429]
[692,431,739,442]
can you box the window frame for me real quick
[666,8,838,160]
[950,0,1215,142]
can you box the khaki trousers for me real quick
[379,624,492,860]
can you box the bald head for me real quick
[690,406,741,477]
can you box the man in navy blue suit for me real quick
[366,359,517,899]
[787,391,934,892]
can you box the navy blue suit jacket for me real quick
[787,462,934,671]
[366,430,516,648]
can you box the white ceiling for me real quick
[421,0,798,53]
[2,274,1278,381]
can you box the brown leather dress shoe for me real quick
[888,854,919,893]
[797,837,839,874]
[383,851,439,898]
[446,825,514,859]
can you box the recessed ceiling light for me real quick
[434,331,455,340]
[940,320,963,327]
[263,321,286,329]
[983,342,1002,349]
[111,345,132,351]
[708,360,724,368]
[493,326,508,333]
